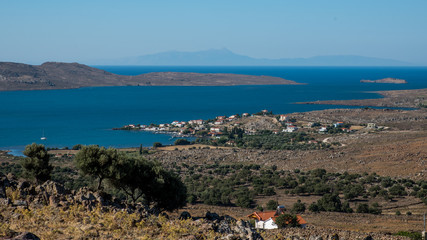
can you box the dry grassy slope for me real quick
[152,129,427,180]
[290,108,427,129]
[298,88,427,108]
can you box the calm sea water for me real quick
[1,66,426,155]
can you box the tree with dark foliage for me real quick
[21,143,53,183]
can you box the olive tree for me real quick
[74,145,121,190]
[21,143,53,183]
[109,156,187,211]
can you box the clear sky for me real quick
[1,0,426,65]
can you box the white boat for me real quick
[41,130,47,140]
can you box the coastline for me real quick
[3,87,427,155]
[0,62,304,91]
[296,88,427,108]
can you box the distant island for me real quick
[0,62,302,91]
[360,78,407,84]
[86,48,414,66]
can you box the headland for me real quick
[0,61,302,91]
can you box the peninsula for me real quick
[297,88,427,108]
[360,77,407,84]
[0,62,301,91]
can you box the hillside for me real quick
[0,62,300,91]
[298,88,427,108]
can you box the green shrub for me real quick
[153,142,162,148]
[316,194,343,212]
[266,200,279,210]
[356,203,370,213]
[308,202,320,212]
[275,214,300,228]
[292,199,306,213]
[174,139,191,145]
[263,187,276,196]
[394,231,422,240]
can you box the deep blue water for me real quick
[1,66,426,154]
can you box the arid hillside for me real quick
[0,62,300,91]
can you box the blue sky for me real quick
[1,0,426,65]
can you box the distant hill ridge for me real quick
[0,61,301,91]
[89,48,413,66]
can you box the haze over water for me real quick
[1,66,426,155]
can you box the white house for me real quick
[247,207,307,230]
[279,115,289,122]
[228,115,238,121]
[210,127,221,133]
[255,217,278,230]
[284,125,298,133]
[319,127,328,133]
[189,119,204,125]
[333,122,344,128]
[214,120,224,125]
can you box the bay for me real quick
[1,66,426,154]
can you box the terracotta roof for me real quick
[296,215,307,225]
[247,211,277,221]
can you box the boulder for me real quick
[74,187,96,203]
[0,197,11,205]
[0,173,11,197]
[49,195,58,207]
[41,180,65,196]
[12,232,40,240]
[13,200,27,207]
[205,211,221,221]
[330,234,339,240]
[223,215,236,222]
[179,211,192,220]
[16,181,31,191]
[216,220,232,234]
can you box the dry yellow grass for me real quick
[0,204,218,239]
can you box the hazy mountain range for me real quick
[87,48,413,66]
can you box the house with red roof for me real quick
[279,115,289,122]
[247,206,307,229]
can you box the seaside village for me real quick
[118,109,381,141]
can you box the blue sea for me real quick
[1,66,426,155]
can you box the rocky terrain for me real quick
[360,78,407,84]
[0,62,300,91]
[0,172,410,239]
